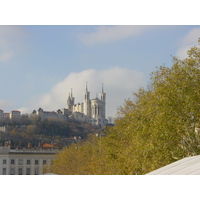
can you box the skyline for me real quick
[0,25,200,117]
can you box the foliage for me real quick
[48,40,200,175]
[0,117,101,147]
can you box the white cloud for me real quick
[0,26,26,62]
[24,67,146,117]
[78,25,156,46]
[176,28,200,59]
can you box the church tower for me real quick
[83,82,91,117]
[99,83,106,119]
[66,89,75,112]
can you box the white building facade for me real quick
[31,84,108,127]
[0,110,21,120]
[67,84,107,127]
[0,147,57,175]
[31,108,67,120]
[10,110,21,119]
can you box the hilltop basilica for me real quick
[32,84,108,127]
[65,84,107,127]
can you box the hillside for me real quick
[0,116,102,148]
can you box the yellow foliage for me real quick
[48,40,200,175]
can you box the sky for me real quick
[0,25,200,118]
[0,1,199,196]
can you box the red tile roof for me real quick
[42,143,53,148]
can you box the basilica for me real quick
[32,84,108,127]
[66,84,107,127]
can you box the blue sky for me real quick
[0,25,200,117]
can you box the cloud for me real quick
[176,28,200,59]
[0,99,15,112]
[0,26,26,62]
[78,25,156,46]
[24,67,146,117]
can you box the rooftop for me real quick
[146,155,200,175]
[0,147,59,154]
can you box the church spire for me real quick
[71,88,73,98]
[86,81,88,92]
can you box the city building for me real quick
[0,144,59,175]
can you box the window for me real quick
[3,159,6,164]
[35,168,39,175]
[43,160,47,165]
[18,159,23,165]
[26,168,31,175]
[10,168,15,175]
[35,160,39,165]
[27,160,31,165]
[18,168,23,175]
[11,159,15,165]
[3,168,6,175]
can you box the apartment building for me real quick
[10,110,21,119]
[0,146,59,175]
[0,110,21,120]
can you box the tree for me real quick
[105,40,200,174]
[48,40,200,175]
[46,135,104,175]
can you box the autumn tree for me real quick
[46,134,105,175]
[48,40,200,175]
[102,40,200,174]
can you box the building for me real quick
[0,145,59,175]
[10,110,21,119]
[146,155,200,175]
[0,126,7,133]
[3,113,10,119]
[31,108,67,121]
[66,84,107,127]
[31,84,108,127]
[0,110,3,120]
[0,110,21,120]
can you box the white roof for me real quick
[146,155,200,175]
[42,173,58,175]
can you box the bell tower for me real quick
[83,82,90,117]
[99,83,106,119]
[66,88,75,112]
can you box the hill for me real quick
[0,116,102,148]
